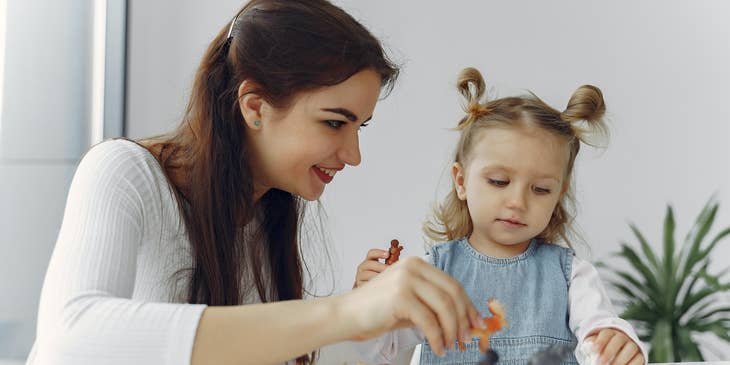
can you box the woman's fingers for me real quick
[403,293,447,357]
[409,258,478,342]
[411,276,459,350]
[398,257,476,346]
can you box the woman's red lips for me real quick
[312,166,334,183]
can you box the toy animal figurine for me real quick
[458,299,507,353]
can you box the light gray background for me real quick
[2,0,729,363]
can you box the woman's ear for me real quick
[452,162,467,200]
[238,80,264,130]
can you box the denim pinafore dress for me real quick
[419,238,578,365]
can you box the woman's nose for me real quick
[339,132,361,166]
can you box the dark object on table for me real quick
[527,344,573,365]
[478,349,499,365]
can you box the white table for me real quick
[652,363,730,365]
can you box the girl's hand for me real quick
[338,256,485,357]
[353,249,390,289]
[586,328,645,365]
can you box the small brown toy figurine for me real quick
[385,239,404,265]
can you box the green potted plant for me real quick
[599,198,730,362]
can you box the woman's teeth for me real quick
[317,167,336,177]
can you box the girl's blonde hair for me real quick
[423,67,608,247]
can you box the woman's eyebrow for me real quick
[321,108,372,123]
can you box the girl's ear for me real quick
[452,162,467,200]
[238,80,265,130]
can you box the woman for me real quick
[27,1,483,364]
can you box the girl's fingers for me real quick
[627,353,645,365]
[612,340,639,365]
[599,332,625,364]
[592,328,615,353]
[366,248,389,261]
[358,260,389,274]
[355,271,379,287]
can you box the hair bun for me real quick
[560,85,605,123]
[457,67,486,104]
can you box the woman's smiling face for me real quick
[242,68,382,201]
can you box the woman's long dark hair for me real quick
[147,1,398,363]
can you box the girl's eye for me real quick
[488,179,509,187]
[358,122,370,131]
[325,120,346,129]
[533,186,551,194]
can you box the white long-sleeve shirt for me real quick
[26,139,269,365]
[354,255,648,365]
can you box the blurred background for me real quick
[1,0,728,364]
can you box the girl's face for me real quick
[453,126,569,257]
[242,68,382,201]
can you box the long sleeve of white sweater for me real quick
[26,140,206,365]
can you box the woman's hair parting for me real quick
[424,67,607,247]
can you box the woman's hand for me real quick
[353,249,390,289]
[586,328,645,365]
[339,256,485,357]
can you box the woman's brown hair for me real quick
[146,1,398,363]
[424,67,606,248]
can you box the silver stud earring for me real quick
[254,120,260,127]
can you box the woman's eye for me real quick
[358,122,370,131]
[325,120,346,129]
[488,179,509,187]
[533,186,551,194]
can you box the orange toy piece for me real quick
[385,239,404,265]
[458,299,507,352]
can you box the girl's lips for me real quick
[497,219,526,228]
[312,166,334,184]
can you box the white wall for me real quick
[0,0,93,359]
[0,0,126,360]
[125,0,729,362]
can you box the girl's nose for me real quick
[506,187,527,210]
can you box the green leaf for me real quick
[694,227,730,268]
[609,197,730,362]
[677,262,709,316]
[709,322,730,343]
[629,223,661,274]
[622,301,660,323]
[618,244,661,296]
[679,201,719,290]
[649,320,674,362]
[610,281,651,306]
[680,286,730,315]
[676,327,703,361]
[662,206,682,313]
[613,270,650,298]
